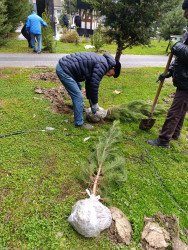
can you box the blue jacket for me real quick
[26,13,47,35]
[59,52,116,104]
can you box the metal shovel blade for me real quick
[139,118,156,130]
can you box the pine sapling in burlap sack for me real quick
[68,121,126,237]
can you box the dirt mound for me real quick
[152,212,180,239]
[108,207,133,246]
[141,212,188,250]
[34,86,73,114]
[0,73,9,79]
[30,70,61,84]
[163,98,173,103]
[168,92,175,98]
[32,71,87,114]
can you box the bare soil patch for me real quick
[0,73,9,79]
[32,70,86,114]
[30,70,61,84]
[34,86,73,114]
[168,92,175,98]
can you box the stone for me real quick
[108,207,133,245]
[141,221,170,250]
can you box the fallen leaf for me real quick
[114,90,122,94]
[84,137,90,142]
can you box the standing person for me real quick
[62,12,69,28]
[21,24,32,48]
[147,0,188,148]
[26,10,47,54]
[74,12,81,28]
[56,52,121,129]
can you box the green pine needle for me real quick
[80,120,126,198]
[107,100,166,122]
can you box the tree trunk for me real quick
[45,0,55,34]
[115,41,124,61]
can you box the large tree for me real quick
[5,0,32,32]
[159,7,186,41]
[159,0,186,41]
[83,0,166,60]
[63,0,77,14]
[0,0,11,46]
[160,0,182,12]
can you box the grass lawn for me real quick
[0,32,170,55]
[0,67,187,249]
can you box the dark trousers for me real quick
[21,25,32,48]
[158,89,188,143]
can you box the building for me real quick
[54,0,64,20]
[77,0,98,37]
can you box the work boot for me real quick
[147,139,170,148]
[76,123,94,130]
[172,134,180,140]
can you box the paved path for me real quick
[0,53,169,68]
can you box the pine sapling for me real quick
[68,121,126,238]
[42,9,56,53]
[80,120,126,198]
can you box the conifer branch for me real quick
[80,120,126,198]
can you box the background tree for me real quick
[42,9,56,53]
[83,0,166,61]
[0,0,11,46]
[158,0,186,41]
[63,0,77,14]
[36,0,45,17]
[58,0,77,27]
[159,7,186,41]
[5,0,32,32]
[160,0,182,12]
[91,21,105,52]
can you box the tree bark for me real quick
[115,41,124,61]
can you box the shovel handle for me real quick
[149,53,173,118]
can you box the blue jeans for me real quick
[56,63,84,126]
[30,33,41,53]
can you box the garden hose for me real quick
[0,129,186,215]
[123,136,187,215]
[0,127,55,138]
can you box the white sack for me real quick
[68,190,112,237]
[85,107,108,123]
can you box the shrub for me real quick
[0,0,11,46]
[42,9,56,53]
[91,21,105,52]
[89,34,94,45]
[104,35,112,45]
[5,0,32,32]
[60,31,79,45]
[81,35,87,43]
[62,27,68,34]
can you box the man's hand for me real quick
[89,100,99,114]
[157,71,172,82]
[91,103,99,114]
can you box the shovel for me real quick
[139,53,173,130]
